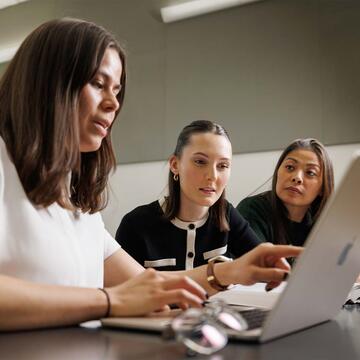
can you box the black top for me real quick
[115,200,261,271]
[236,191,313,246]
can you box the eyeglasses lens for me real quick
[171,304,248,355]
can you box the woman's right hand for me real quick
[215,243,303,291]
[105,268,207,317]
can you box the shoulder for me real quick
[225,200,238,216]
[225,200,248,226]
[116,201,162,240]
[237,191,272,215]
[236,192,274,243]
[236,192,273,227]
[128,200,162,216]
[121,200,164,225]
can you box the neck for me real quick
[285,204,308,223]
[177,195,209,222]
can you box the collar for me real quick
[158,198,209,230]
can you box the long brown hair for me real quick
[164,120,231,232]
[0,18,126,213]
[270,138,334,244]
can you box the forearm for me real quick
[104,248,144,287]
[170,244,302,294]
[0,275,108,331]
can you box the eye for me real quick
[285,164,294,171]
[194,159,206,166]
[91,80,104,89]
[218,162,230,170]
[307,170,317,177]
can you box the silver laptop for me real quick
[102,151,360,342]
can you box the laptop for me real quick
[102,151,360,342]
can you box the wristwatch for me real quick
[206,255,233,291]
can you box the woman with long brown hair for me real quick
[0,18,301,331]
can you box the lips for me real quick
[286,186,302,195]
[93,119,112,137]
[94,119,111,130]
[199,187,216,195]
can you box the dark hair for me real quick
[164,120,231,232]
[0,18,126,213]
[270,138,334,244]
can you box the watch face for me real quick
[209,255,233,263]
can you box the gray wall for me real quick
[0,0,359,163]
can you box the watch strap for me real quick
[206,260,229,291]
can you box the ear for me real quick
[169,155,179,175]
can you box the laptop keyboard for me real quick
[238,308,270,330]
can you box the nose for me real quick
[291,171,303,185]
[102,91,120,112]
[207,166,217,181]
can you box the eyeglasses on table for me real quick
[162,300,249,356]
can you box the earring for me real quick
[173,173,179,181]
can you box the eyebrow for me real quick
[193,152,231,161]
[285,157,321,169]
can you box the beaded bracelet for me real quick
[98,288,111,318]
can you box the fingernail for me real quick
[265,284,272,292]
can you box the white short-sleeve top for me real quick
[0,137,120,288]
